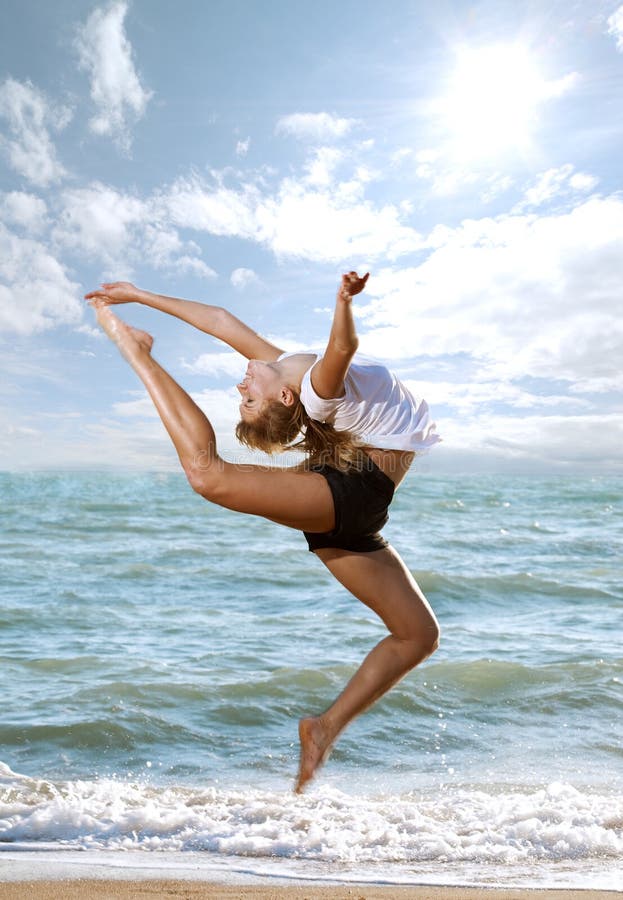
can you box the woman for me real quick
[85,272,440,792]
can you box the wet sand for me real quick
[0,881,618,899]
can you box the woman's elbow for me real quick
[333,336,359,356]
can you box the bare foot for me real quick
[92,302,153,361]
[295,716,334,793]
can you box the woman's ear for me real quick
[280,386,295,407]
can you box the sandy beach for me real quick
[0,882,619,899]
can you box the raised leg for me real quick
[93,305,335,531]
[295,544,439,792]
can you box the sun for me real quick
[440,43,547,159]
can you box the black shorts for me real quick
[303,456,395,553]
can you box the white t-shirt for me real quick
[281,352,440,453]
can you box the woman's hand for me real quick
[84,281,144,305]
[338,271,369,302]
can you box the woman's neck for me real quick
[276,353,317,392]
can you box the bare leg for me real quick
[93,303,220,476]
[295,545,439,793]
[93,304,336,530]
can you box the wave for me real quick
[1,762,621,871]
[415,569,621,604]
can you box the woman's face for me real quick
[237,360,283,420]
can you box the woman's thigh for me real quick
[314,545,439,641]
[204,461,336,533]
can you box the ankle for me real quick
[316,711,341,744]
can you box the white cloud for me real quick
[111,391,162,418]
[0,391,272,470]
[235,138,250,157]
[303,147,345,187]
[395,146,487,198]
[0,79,68,186]
[276,112,359,142]
[0,191,47,234]
[416,148,440,165]
[607,5,623,52]
[112,385,241,445]
[569,373,623,394]
[403,378,588,417]
[442,412,623,473]
[169,255,217,279]
[258,176,423,261]
[0,223,83,334]
[142,225,217,279]
[480,174,514,204]
[181,353,245,378]
[515,164,598,210]
[164,174,259,238]
[75,0,152,150]
[34,417,179,471]
[162,168,422,263]
[390,147,414,167]
[412,154,588,208]
[540,70,580,100]
[75,323,104,340]
[54,182,213,277]
[357,195,623,392]
[568,171,598,191]
[416,162,479,196]
[54,183,147,265]
[44,149,415,276]
[393,145,498,198]
[9,375,241,473]
[230,267,259,290]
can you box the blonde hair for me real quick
[235,396,367,472]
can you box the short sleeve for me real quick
[300,365,344,424]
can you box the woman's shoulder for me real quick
[278,349,319,362]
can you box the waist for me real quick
[365,449,414,487]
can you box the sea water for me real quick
[0,470,621,889]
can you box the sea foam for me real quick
[1,762,621,869]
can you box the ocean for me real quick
[0,470,621,889]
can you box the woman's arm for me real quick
[84,281,284,361]
[310,271,368,399]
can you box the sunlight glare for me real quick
[441,44,546,158]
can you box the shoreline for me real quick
[0,881,620,899]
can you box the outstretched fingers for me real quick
[84,281,140,304]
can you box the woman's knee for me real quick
[401,616,440,662]
[427,620,441,656]
[419,621,440,659]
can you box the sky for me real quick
[1,0,622,475]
